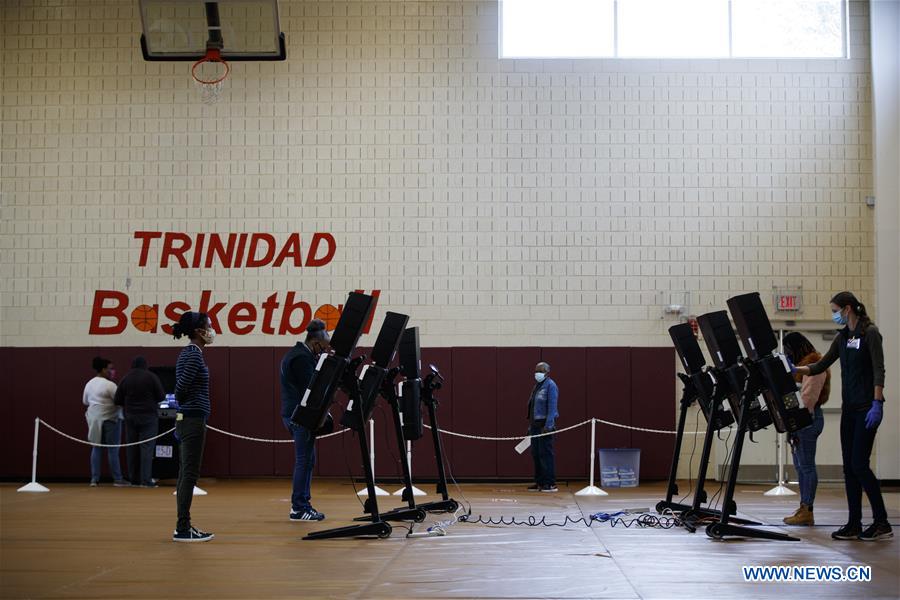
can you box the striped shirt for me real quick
[175,343,210,417]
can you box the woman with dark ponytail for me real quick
[171,311,216,542]
[796,292,891,541]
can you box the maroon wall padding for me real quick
[587,348,632,451]
[629,347,676,479]
[0,346,675,481]
[450,347,498,478]
[228,348,275,476]
[413,347,453,482]
[542,348,588,478]
[0,348,13,477]
[496,347,542,478]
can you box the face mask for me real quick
[534,372,546,383]
[198,328,216,345]
[831,309,847,326]
[107,369,117,380]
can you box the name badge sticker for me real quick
[847,338,861,350]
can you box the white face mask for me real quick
[534,372,546,383]
[198,327,216,345]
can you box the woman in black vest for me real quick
[796,292,891,541]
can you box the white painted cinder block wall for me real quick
[0,2,885,478]
[0,0,876,350]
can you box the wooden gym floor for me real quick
[1,479,898,599]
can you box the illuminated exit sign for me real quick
[774,290,802,312]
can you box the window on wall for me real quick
[499,0,847,59]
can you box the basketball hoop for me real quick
[192,48,230,104]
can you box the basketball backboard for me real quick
[139,0,286,61]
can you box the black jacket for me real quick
[114,367,165,416]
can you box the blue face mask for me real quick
[534,372,546,383]
[832,309,847,325]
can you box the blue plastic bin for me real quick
[599,448,641,488]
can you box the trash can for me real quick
[152,402,180,480]
[599,448,641,488]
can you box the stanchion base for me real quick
[358,485,389,496]
[392,485,426,496]
[763,485,797,497]
[172,486,207,496]
[17,482,50,493]
[575,485,608,496]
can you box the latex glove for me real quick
[542,425,555,434]
[786,356,797,375]
[865,401,883,430]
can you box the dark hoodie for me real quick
[113,356,165,416]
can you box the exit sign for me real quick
[775,291,802,312]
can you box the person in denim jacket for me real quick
[527,362,559,492]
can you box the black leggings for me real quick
[840,409,887,525]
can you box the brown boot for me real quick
[783,503,814,526]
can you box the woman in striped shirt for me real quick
[171,311,215,542]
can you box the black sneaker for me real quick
[173,526,214,542]
[113,480,131,487]
[858,522,893,541]
[527,484,541,492]
[540,485,559,493]
[290,508,325,521]
[831,523,862,540]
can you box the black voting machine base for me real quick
[291,295,458,540]
[657,292,813,541]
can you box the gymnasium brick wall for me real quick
[0,0,876,349]
[0,1,879,479]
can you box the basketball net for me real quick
[192,48,230,105]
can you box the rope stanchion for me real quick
[19,418,177,493]
[392,440,426,497]
[23,415,705,496]
[358,419,389,496]
[575,419,607,496]
[17,418,49,493]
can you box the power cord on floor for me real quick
[459,509,682,530]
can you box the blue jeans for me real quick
[90,419,124,482]
[790,407,824,507]
[284,418,316,512]
[529,420,555,487]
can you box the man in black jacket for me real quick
[114,356,165,487]
[280,319,331,521]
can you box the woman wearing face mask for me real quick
[795,292,891,541]
[781,332,830,526]
[84,356,129,487]
[171,311,216,542]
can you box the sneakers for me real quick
[141,482,159,488]
[527,484,541,492]
[89,480,99,487]
[540,485,559,493]
[173,526,214,542]
[783,503,814,526]
[832,523,862,540]
[290,508,326,521]
[113,480,132,487]
[858,522,893,541]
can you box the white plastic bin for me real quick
[598,448,641,488]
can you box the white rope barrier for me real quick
[205,424,350,443]
[19,414,709,495]
[38,418,176,448]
